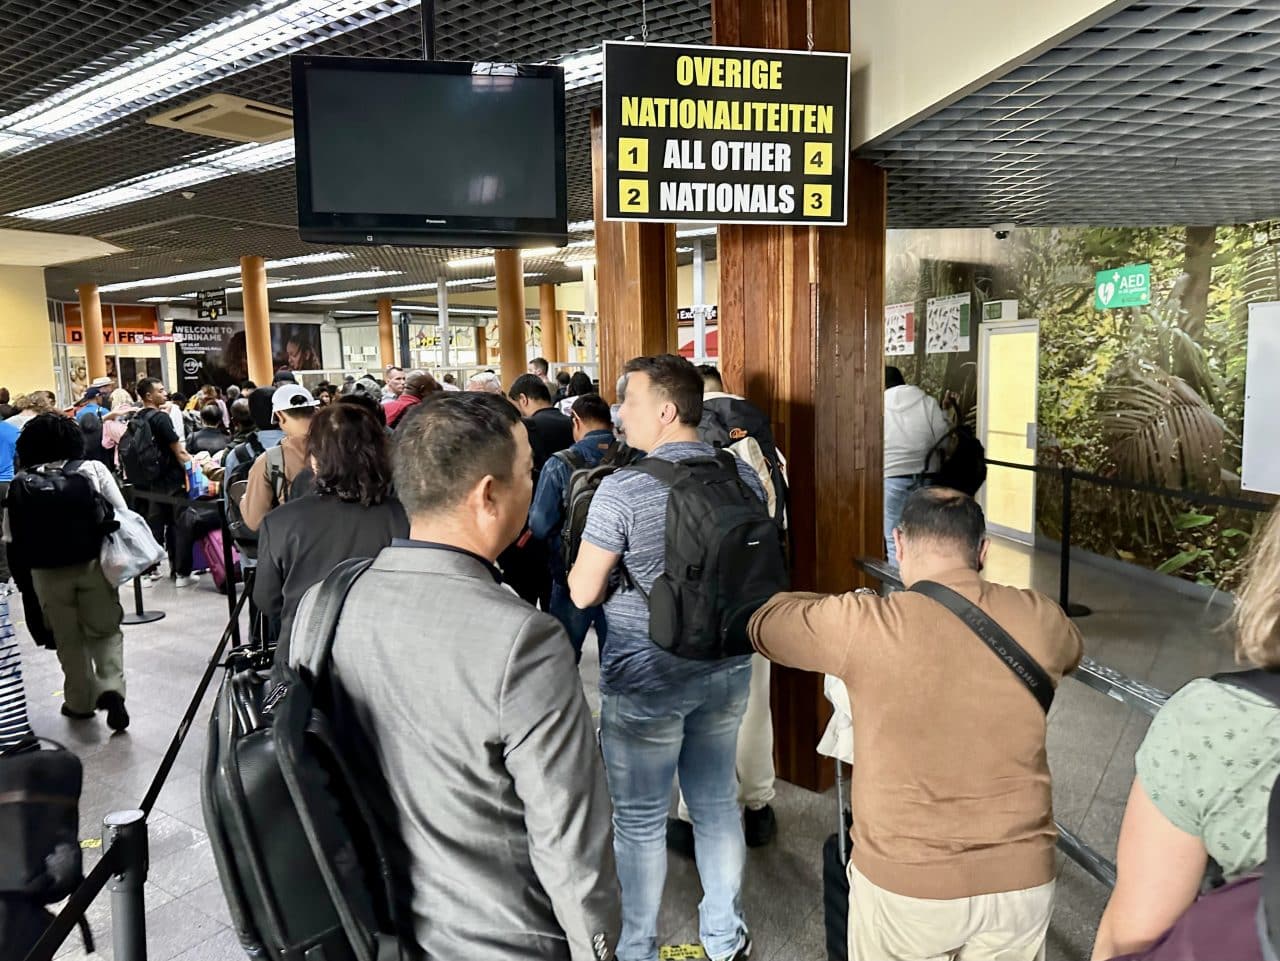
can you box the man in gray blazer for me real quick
[291,392,620,960]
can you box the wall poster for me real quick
[884,302,915,356]
[172,320,325,393]
[925,293,971,354]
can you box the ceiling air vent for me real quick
[147,94,292,144]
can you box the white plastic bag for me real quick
[100,508,165,587]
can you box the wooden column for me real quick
[240,256,273,387]
[590,109,678,402]
[714,0,886,792]
[475,324,489,366]
[557,310,572,365]
[539,283,562,362]
[377,298,396,372]
[75,284,108,382]
[495,249,527,391]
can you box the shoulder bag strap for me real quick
[626,455,682,487]
[910,580,1054,714]
[297,557,375,681]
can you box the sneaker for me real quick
[60,704,95,721]
[96,691,130,732]
[666,817,696,860]
[142,572,162,587]
[728,933,752,960]
[174,574,197,588]
[744,804,777,848]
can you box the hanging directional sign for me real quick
[602,41,851,226]
[1094,264,1151,310]
[197,289,229,321]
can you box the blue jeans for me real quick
[884,475,921,567]
[549,579,607,662]
[601,663,752,961]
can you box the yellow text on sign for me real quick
[803,184,832,216]
[619,179,650,214]
[804,142,833,176]
[619,138,649,172]
[659,946,707,960]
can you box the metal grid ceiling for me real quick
[0,1,708,304]
[860,0,1280,228]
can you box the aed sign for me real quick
[1094,263,1151,310]
[603,41,851,226]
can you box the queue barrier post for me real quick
[1058,466,1092,618]
[103,810,148,961]
[121,574,164,626]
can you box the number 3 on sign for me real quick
[803,184,832,217]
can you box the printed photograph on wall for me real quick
[884,302,915,356]
[925,293,971,354]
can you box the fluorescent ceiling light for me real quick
[676,227,719,239]
[0,0,417,156]
[448,242,592,269]
[138,296,176,303]
[280,275,544,304]
[567,220,595,233]
[98,251,349,292]
[225,269,400,293]
[557,49,605,91]
[9,140,294,220]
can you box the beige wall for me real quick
[850,0,1128,146]
[0,266,53,395]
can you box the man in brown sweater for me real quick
[749,487,1083,961]
[239,385,315,532]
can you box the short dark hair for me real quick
[509,373,551,405]
[898,487,986,567]
[200,403,223,428]
[247,388,276,430]
[556,371,572,386]
[338,392,387,427]
[623,354,704,426]
[309,404,393,506]
[697,364,723,390]
[17,413,84,467]
[567,371,593,397]
[393,392,520,516]
[885,366,906,389]
[570,393,612,428]
[529,357,549,376]
[230,398,253,430]
[136,377,163,400]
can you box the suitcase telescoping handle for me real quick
[230,672,266,732]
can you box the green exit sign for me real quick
[1095,263,1151,310]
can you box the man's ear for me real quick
[977,537,990,572]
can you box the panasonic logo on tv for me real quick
[423,218,448,224]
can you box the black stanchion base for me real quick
[122,611,166,625]
[1066,602,1092,618]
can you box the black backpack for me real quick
[5,463,117,570]
[924,425,988,497]
[698,396,789,529]
[0,737,92,961]
[624,452,789,660]
[203,559,409,961]
[118,409,167,487]
[558,442,644,570]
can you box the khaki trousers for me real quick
[848,861,1054,961]
[31,560,125,714]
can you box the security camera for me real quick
[991,222,1015,240]
[180,190,196,200]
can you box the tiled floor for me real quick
[14,541,1236,961]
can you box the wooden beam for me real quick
[495,249,527,391]
[240,256,273,387]
[377,298,396,373]
[75,284,107,382]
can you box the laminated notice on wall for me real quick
[926,293,971,354]
[884,302,915,356]
[602,41,851,225]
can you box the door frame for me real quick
[977,318,1040,545]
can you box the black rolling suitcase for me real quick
[202,559,409,961]
[823,759,851,961]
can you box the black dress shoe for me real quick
[744,805,777,848]
[666,817,696,859]
[60,704,95,720]
[96,691,130,732]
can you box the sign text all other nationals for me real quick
[603,41,851,226]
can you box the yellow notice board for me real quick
[602,41,851,226]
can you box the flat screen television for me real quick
[291,56,567,248]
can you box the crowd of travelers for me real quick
[1,350,1278,961]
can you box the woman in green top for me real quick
[1091,508,1280,959]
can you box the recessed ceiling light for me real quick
[0,0,418,156]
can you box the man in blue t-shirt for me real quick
[74,388,110,424]
[0,417,18,582]
[527,392,617,661]
[569,354,761,961]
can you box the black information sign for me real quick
[603,41,850,226]
[196,289,228,321]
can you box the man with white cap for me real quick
[237,384,317,533]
